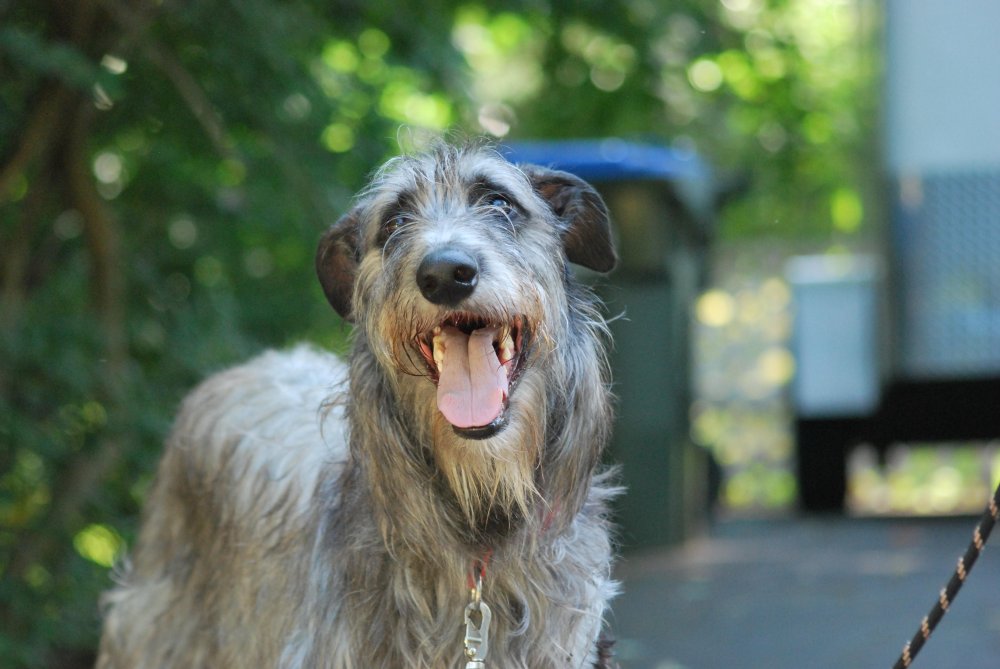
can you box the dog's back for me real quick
[98,346,349,667]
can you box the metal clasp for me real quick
[463,567,491,668]
[463,600,491,668]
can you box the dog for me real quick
[97,143,620,668]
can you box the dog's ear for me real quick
[316,206,363,322]
[522,165,617,273]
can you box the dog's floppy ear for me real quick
[316,206,363,322]
[522,165,617,273]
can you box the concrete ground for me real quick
[608,516,1000,669]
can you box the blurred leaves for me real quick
[849,444,1000,516]
[691,249,798,511]
[0,27,113,93]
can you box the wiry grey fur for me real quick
[98,143,620,668]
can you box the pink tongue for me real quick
[436,325,508,429]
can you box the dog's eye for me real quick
[487,195,513,215]
[383,214,410,236]
[378,213,413,246]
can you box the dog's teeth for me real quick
[432,330,446,371]
[499,330,514,363]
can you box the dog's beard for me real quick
[396,363,545,539]
[368,286,551,538]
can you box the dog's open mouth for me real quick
[415,314,529,439]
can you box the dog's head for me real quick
[316,145,615,528]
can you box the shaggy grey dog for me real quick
[98,143,620,668]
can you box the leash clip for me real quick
[463,567,491,668]
[463,599,491,668]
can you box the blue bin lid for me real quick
[501,138,708,183]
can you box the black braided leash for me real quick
[892,480,1000,668]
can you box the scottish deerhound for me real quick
[98,143,620,668]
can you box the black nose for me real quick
[417,248,479,305]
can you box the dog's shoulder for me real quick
[164,345,349,502]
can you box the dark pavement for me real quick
[609,517,1000,669]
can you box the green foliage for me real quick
[0,26,112,93]
[0,0,877,665]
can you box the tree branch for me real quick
[66,102,127,371]
[5,0,129,581]
[0,155,54,334]
[0,85,73,202]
